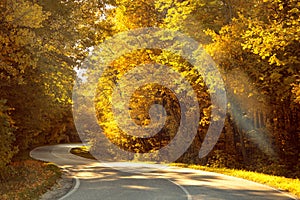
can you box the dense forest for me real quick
[1,0,299,179]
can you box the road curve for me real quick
[30,144,297,200]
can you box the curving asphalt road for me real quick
[30,144,297,200]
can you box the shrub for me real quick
[0,99,18,179]
[206,150,240,168]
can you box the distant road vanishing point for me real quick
[30,144,297,200]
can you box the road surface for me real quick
[30,144,297,200]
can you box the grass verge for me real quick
[170,163,300,199]
[71,146,300,198]
[0,151,61,200]
[70,146,96,160]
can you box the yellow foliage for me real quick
[0,0,50,81]
[292,80,300,104]
[4,0,50,28]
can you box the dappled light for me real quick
[28,144,298,199]
[122,185,158,190]
[1,0,299,199]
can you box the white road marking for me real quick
[166,179,193,200]
[30,144,298,200]
[58,176,80,200]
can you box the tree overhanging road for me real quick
[30,144,297,200]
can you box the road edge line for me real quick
[58,174,80,200]
[58,145,82,200]
[202,170,298,200]
[166,179,192,200]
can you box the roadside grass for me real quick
[71,146,300,199]
[0,150,61,200]
[170,163,300,199]
[70,146,96,160]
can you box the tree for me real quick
[71,0,225,164]
[0,0,111,151]
[201,0,299,176]
[0,99,18,177]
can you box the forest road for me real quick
[30,144,297,200]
